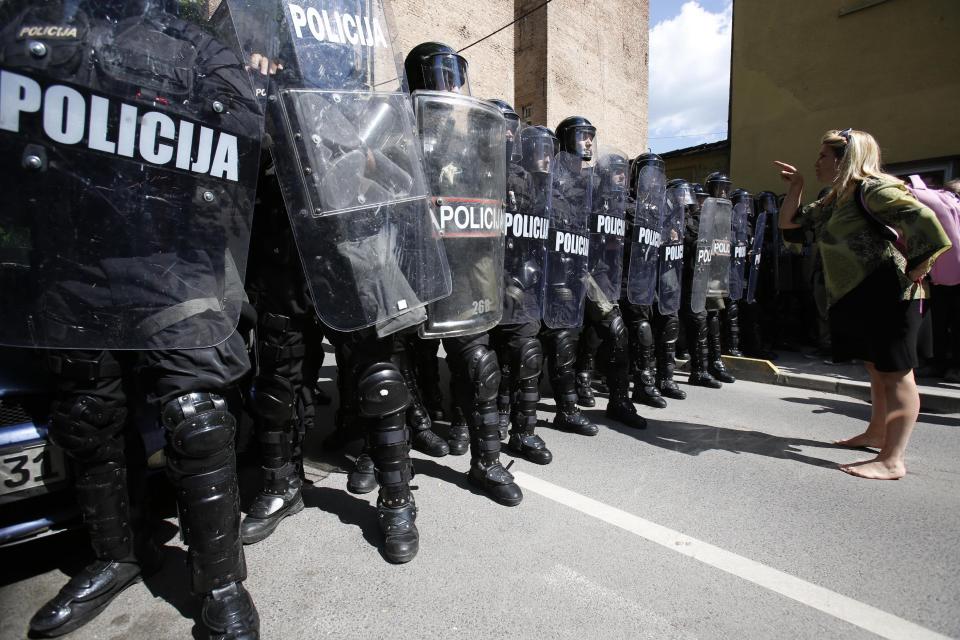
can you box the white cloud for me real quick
[648,1,732,153]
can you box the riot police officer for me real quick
[578,146,648,428]
[1,1,263,636]
[228,3,456,562]
[722,188,753,358]
[620,159,689,409]
[540,116,600,437]
[680,173,735,387]
[703,172,737,384]
[488,103,553,464]
[405,42,524,505]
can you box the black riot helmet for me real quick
[730,188,751,205]
[630,152,665,197]
[555,116,596,160]
[405,42,471,95]
[756,191,778,214]
[597,148,630,196]
[488,98,522,164]
[691,182,707,207]
[704,171,732,199]
[667,178,696,208]
[520,125,556,175]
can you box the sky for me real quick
[647,0,733,154]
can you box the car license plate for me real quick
[0,443,68,497]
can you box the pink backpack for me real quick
[907,175,960,285]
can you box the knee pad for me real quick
[50,395,127,462]
[726,299,740,323]
[162,392,236,462]
[707,313,721,336]
[463,346,500,404]
[607,310,628,351]
[357,362,409,418]
[514,338,544,381]
[637,320,654,348]
[552,330,578,369]
[251,374,295,428]
[661,314,680,343]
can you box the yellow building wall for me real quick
[662,145,729,186]
[730,0,960,194]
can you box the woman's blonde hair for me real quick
[821,128,900,204]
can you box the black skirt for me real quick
[828,262,924,372]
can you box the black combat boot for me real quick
[240,464,304,544]
[201,582,260,640]
[506,377,552,465]
[29,459,162,638]
[656,318,687,400]
[722,300,743,357]
[377,485,419,564]
[575,370,596,407]
[446,404,470,456]
[347,450,377,494]
[687,313,722,388]
[552,397,599,436]
[396,349,449,457]
[606,366,648,429]
[631,341,667,408]
[467,401,523,506]
[707,312,736,383]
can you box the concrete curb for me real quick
[678,356,960,415]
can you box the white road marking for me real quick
[514,471,955,640]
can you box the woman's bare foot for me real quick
[833,432,884,449]
[838,457,905,480]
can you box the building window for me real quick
[521,104,532,123]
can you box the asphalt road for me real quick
[1,371,958,640]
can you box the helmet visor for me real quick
[521,131,555,174]
[422,53,470,94]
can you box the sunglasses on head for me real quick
[838,128,852,143]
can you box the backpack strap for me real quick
[855,182,899,243]
[907,174,927,191]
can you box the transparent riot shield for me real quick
[657,184,689,316]
[588,147,629,305]
[543,152,593,329]
[228,0,452,334]
[414,91,506,338]
[746,212,768,304]
[627,164,666,305]
[0,0,264,349]
[688,202,717,314]
[501,128,552,325]
[728,198,751,300]
[704,197,733,300]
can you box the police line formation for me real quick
[0,1,782,638]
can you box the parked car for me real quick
[0,348,78,547]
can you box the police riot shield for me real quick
[627,164,666,306]
[658,185,689,315]
[688,201,717,314]
[588,147,628,305]
[0,0,264,349]
[704,197,733,300]
[227,0,452,334]
[414,91,506,338]
[728,197,751,300]
[543,152,593,329]
[501,127,552,326]
[746,211,768,304]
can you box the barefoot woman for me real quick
[775,129,951,480]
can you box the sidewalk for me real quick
[682,351,960,415]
